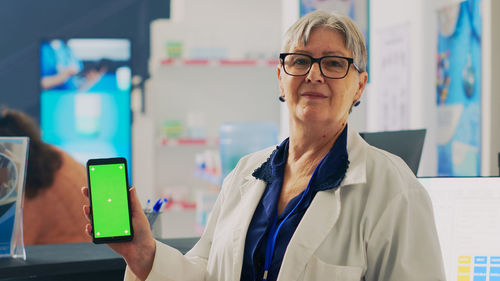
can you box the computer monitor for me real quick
[419,177,500,281]
[39,38,132,176]
[360,129,426,175]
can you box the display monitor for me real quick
[39,38,132,176]
[419,177,500,281]
[360,129,426,175]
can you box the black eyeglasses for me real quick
[279,53,361,79]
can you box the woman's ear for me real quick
[354,71,368,101]
[277,66,285,97]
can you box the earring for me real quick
[354,100,361,107]
[279,96,286,102]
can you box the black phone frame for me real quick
[86,157,133,244]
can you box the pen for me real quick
[153,198,167,213]
[146,198,161,222]
[147,198,168,229]
[152,198,162,212]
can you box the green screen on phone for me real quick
[88,163,131,239]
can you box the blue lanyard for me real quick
[262,157,325,281]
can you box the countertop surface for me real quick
[0,237,199,280]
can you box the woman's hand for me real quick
[82,186,156,280]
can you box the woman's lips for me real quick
[301,92,328,99]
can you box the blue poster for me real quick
[436,0,481,176]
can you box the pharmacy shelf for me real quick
[146,60,280,238]
[157,137,219,147]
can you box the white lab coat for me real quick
[125,128,446,281]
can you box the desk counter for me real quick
[0,237,199,281]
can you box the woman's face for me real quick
[278,27,368,129]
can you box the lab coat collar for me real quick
[242,127,367,189]
[253,127,349,192]
[340,127,367,187]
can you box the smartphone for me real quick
[86,157,133,243]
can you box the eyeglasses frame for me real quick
[279,52,361,79]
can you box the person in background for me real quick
[0,108,90,245]
[82,10,445,281]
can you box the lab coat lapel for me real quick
[342,128,367,186]
[277,188,341,281]
[232,175,267,280]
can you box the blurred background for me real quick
[1,0,499,238]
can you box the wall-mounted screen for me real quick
[40,38,132,173]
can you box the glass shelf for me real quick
[157,137,218,147]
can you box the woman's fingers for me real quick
[83,205,90,221]
[128,187,143,217]
[85,223,93,237]
[81,187,91,223]
[81,186,89,198]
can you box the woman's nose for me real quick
[306,62,324,83]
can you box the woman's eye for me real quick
[293,59,308,65]
[325,60,342,67]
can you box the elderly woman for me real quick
[83,10,445,281]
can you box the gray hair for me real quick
[281,10,367,72]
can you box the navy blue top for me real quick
[240,126,349,281]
